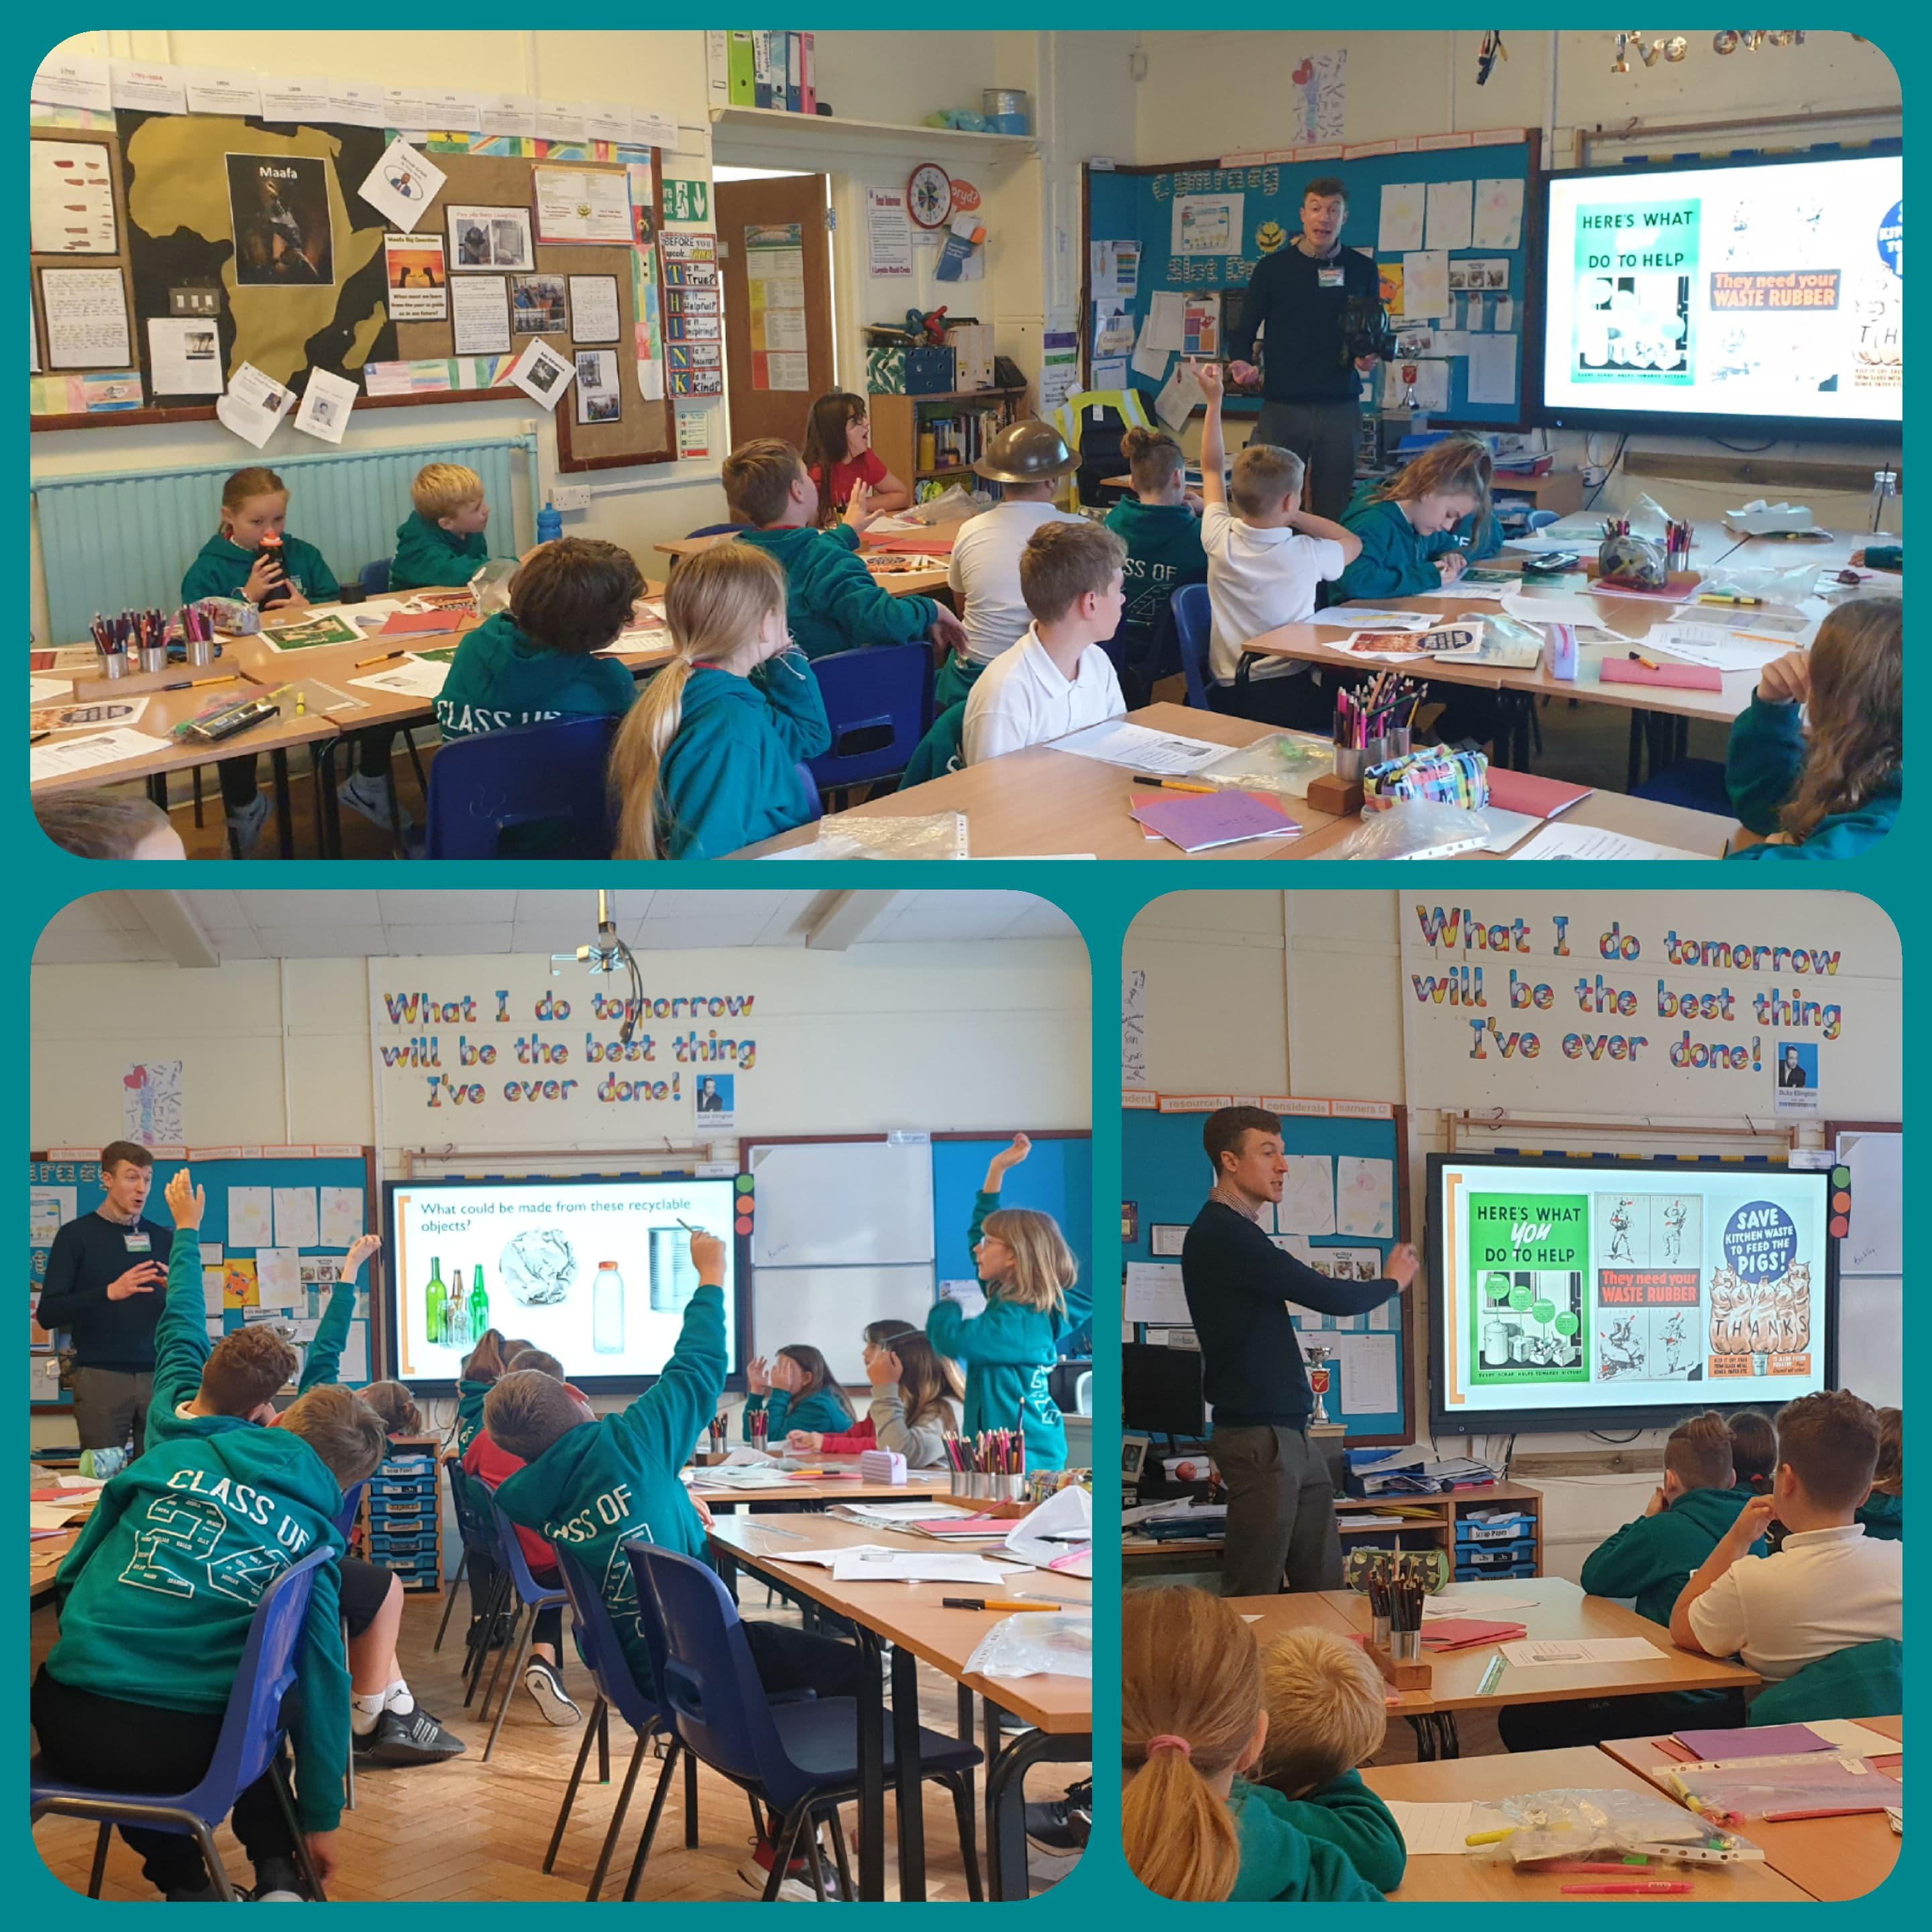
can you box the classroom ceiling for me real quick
[34,890,1076,965]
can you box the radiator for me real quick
[34,434,537,645]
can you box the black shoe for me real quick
[162,1882,226,1902]
[1024,1778,1091,1853]
[248,1854,310,1900]
[354,1706,468,1766]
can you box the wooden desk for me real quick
[733,702,1735,861]
[30,1480,99,1605]
[1599,1725,1902,1902]
[686,1460,957,1507]
[707,1510,1089,1902]
[653,531,949,597]
[1362,1748,1811,1902]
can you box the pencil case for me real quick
[1361,745,1489,811]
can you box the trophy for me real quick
[1305,1343,1335,1426]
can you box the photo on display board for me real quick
[446,203,534,272]
[511,272,567,333]
[225,152,333,286]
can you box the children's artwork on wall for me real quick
[1280,1155,1337,1236]
[226,153,334,286]
[1336,1155,1395,1238]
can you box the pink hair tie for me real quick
[1145,1734,1193,1760]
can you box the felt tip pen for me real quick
[356,649,408,667]
[1144,777,1218,794]
[162,674,240,692]
[1560,1883,1692,1896]
[1699,592,1762,606]
[1465,1827,1515,1846]
[1475,1652,1507,1696]
[941,1598,1061,1611]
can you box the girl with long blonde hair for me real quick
[1335,431,1501,601]
[925,1134,1079,1470]
[607,542,830,859]
[1726,595,1902,861]
[1123,1588,1385,1902]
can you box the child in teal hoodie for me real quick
[34,1169,386,1901]
[489,1232,873,1716]
[434,538,641,740]
[1125,1586,1385,1902]
[1725,598,1901,862]
[1334,434,1503,602]
[721,437,966,661]
[1104,425,1207,700]
[608,541,830,859]
[1856,1407,1902,1541]
[740,1342,855,1443]
[390,461,492,590]
[926,1135,1072,1470]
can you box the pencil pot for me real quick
[1389,1627,1422,1663]
[1332,745,1366,782]
[140,641,167,674]
[1371,1611,1392,1646]
[99,649,126,680]
[186,632,215,667]
[1384,726,1411,759]
[953,1473,1029,1503]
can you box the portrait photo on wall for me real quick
[225,152,334,286]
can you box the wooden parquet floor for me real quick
[31,1585,1087,1902]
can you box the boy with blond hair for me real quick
[961,520,1126,764]
[1252,1627,1405,1894]
[390,461,492,590]
[1195,361,1360,728]
[726,438,967,661]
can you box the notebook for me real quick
[1419,1618,1528,1651]
[1672,1723,1830,1760]
[1128,789,1300,853]
[1485,767,1593,819]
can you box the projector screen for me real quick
[1428,1155,1835,1434]
[385,1177,741,1387]
[1538,152,1902,432]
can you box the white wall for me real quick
[1116,30,1904,532]
[1123,888,1902,1575]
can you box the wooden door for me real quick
[715,174,835,451]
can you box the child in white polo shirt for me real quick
[961,521,1126,764]
[1195,362,1360,729]
[1671,1389,1902,1680]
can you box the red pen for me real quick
[1561,1882,1693,1896]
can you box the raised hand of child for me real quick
[341,1234,381,1278]
[842,480,877,534]
[164,1165,206,1232]
[786,1430,824,1453]
[987,1134,1032,1188]
[1193,360,1225,402]
[1757,651,1810,707]
[867,1347,902,1390]
[747,1354,772,1395]
[689,1230,727,1283]
[769,1354,806,1394]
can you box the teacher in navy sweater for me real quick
[38,1141,173,1457]
[1182,1107,1417,1597]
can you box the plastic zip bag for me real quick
[963,1611,1093,1681]
[814,812,969,861]
[1486,1787,1764,1866]
[1318,798,1502,861]
[1196,730,1336,800]
[469,557,519,616]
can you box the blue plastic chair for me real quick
[331,1478,369,1538]
[359,559,392,596]
[629,1542,985,1902]
[792,763,824,824]
[478,1504,570,1761]
[1170,582,1215,710]
[32,1546,336,1901]
[1633,757,1731,815]
[806,645,934,805]
[425,713,621,859]
[684,523,748,541]
[546,1544,688,1900]
[432,1456,473,1654]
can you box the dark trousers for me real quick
[742,1619,871,1701]
[68,1367,152,1456]
[1252,399,1362,523]
[1212,667,1334,731]
[1212,1423,1344,1597]
[32,1669,297,1895]
[216,733,393,812]
[1499,1686,1747,1754]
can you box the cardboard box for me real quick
[946,322,996,391]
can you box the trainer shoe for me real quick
[354,1706,468,1766]
[523,1656,582,1727]
[225,792,270,857]
[337,770,413,833]
[737,1833,842,1901]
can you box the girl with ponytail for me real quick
[1122,1588,1385,1902]
[608,541,830,859]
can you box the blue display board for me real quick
[1120,1106,1411,1442]
[30,1150,377,1409]
[1086,134,1538,427]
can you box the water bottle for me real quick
[80,1446,127,1479]
[592,1260,626,1355]
[537,499,564,545]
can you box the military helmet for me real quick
[972,418,1079,484]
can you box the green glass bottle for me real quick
[425,1256,445,1347]
[470,1263,489,1338]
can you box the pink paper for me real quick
[1129,789,1300,852]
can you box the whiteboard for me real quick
[1837,1128,1901,1275]
[1837,1275,1901,1408]
[750,1265,937,1385]
[749,1141,934,1267]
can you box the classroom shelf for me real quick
[869,386,1029,502]
[355,1434,445,1595]
[709,105,1038,155]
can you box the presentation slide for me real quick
[387,1177,739,1383]
[1540,154,1902,425]
[1434,1159,1830,1424]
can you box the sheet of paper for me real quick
[255,1247,301,1308]
[1511,823,1711,863]
[1377,182,1426,252]
[1050,719,1229,776]
[215,362,295,449]
[1399,250,1449,320]
[1328,1334,1399,1415]
[865,186,913,278]
[568,274,620,345]
[341,1324,368,1383]
[1130,322,1170,385]
[1644,625,1789,672]
[203,1267,226,1316]
[450,274,511,356]
[292,366,357,444]
[1279,1156,1336,1236]
[1154,356,1205,433]
[1494,297,1514,332]
[1472,176,1525,250]
[829,1552,1019,1585]
[227,1186,273,1248]
[1807,1719,1904,1758]
[1124,1262,1189,1326]
[319,1187,366,1246]
[349,654,451,699]
[1425,1593,1535,1617]
[508,336,576,409]
[1466,333,1517,406]
[40,268,129,370]
[533,168,631,245]
[180,67,262,116]
[358,140,444,233]
[111,62,188,113]
[1145,290,1187,354]
[1334,1155,1395,1237]
[1383,1801,1476,1856]
[1424,180,1474,251]
[1501,592,1626,633]
[1309,608,1429,631]
[28,728,165,782]
[32,143,119,254]
[272,1187,319,1249]
[31,55,114,113]
[146,317,223,396]
[1501,1637,1662,1667]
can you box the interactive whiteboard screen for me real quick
[386,1177,739,1385]
[1429,1155,1834,1433]
[1540,153,1902,430]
